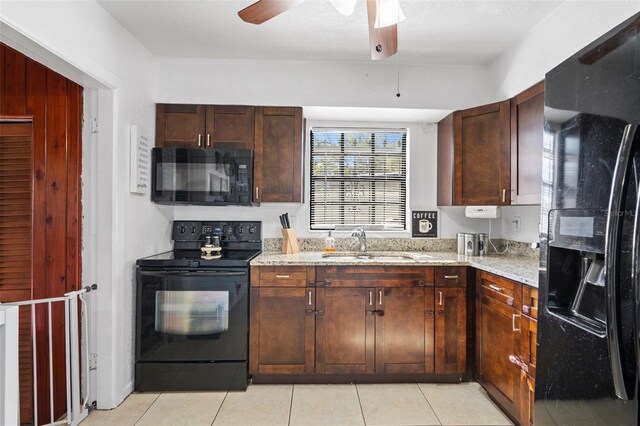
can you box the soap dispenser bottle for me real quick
[324,231,336,252]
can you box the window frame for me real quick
[309,127,408,232]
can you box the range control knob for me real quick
[223,225,233,235]
[179,226,186,233]
[236,226,245,235]
[248,226,256,234]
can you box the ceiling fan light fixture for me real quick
[374,0,406,28]
[330,0,357,16]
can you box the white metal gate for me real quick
[0,285,96,426]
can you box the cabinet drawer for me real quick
[320,266,434,287]
[252,266,313,287]
[478,271,521,308]
[435,266,467,287]
[521,286,538,319]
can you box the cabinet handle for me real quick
[206,133,211,147]
[502,189,506,203]
[379,290,383,306]
[255,187,259,200]
[275,275,289,278]
[198,134,202,147]
[438,291,443,306]
[512,314,521,332]
[444,275,459,280]
[369,290,373,306]
[308,290,312,306]
[489,284,503,293]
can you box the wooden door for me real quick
[155,104,206,148]
[435,287,466,373]
[376,286,434,373]
[478,293,520,418]
[456,100,510,205]
[253,106,303,202]
[315,287,375,374]
[249,287,315,375]
[205,105,254,150]
[511,81,544,205]
[0,120,34,423]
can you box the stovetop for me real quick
[137,220,262,269]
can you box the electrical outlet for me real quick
[89,353,97,371]
[513,216,521,232]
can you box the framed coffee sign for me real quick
[412,211,438,238]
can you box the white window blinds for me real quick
[310,128,407,230]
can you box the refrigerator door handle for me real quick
[605,123,638,401]
[633,170,640,397]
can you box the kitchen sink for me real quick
[321,252,431,261]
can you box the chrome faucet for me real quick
[351,228,367,253]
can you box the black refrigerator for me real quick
[536,13,640,425]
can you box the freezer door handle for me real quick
[605,123,638,401]
[633,154,640,396]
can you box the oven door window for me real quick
[155,291,229,335]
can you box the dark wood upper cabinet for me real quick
[253,106,303,203]
[205,105,254,150]
[510,81,544,205]
[438,101,511,206]
[156,104,254,149]
[156,104,206,148]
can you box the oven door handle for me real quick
[138,271,247,277]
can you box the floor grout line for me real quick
[288,384,295,426]
[132,392,162,426]
[416,383,443,426]
[354,383,367,426]
[209,391,229,426]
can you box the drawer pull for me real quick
[369,290,373,306]
[444,275,459,279]
[275,275,290,279]
[489,284,503,293]
[438,291,443,306]
[379,290,383,306]
[512,314,521,332]
[308,290,312,306]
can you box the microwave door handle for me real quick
[633,166,640,389]
[605,123,638,400]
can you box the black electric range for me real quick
[135,221,261,392]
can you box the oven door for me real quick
[136,269,248,362]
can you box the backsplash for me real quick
[263,238,539,258]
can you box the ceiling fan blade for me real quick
[238,0,306,25]
[367,0,398,60]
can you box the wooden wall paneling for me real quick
[3,47,27,115]
[66,82,82,292]
[46,70,70,422]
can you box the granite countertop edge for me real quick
[251,251,540,288]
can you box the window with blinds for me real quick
[310,128,407,230]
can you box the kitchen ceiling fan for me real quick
[238,0,405,60]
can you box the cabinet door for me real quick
[455,101,510,205]
[517,315,537,426]
[510,82,544,205]
[254,106,303,202]
[205,105,255,150]
[478,292,520,418]
[315,287,375,374]
[156,104,206,148]
[376,287,434,374]
[435,287,466,373]
[249,287,315,375]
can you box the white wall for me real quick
[1,0,172,409]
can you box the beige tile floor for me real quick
[80,382,512,426]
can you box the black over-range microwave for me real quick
[151,148,253,205]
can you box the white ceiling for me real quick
[98,0,564,66]
[304,106,450,122]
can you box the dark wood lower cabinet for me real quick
[435,287,466,373]
[316,287,375,374]
[249,287,315,375]
[376,287,433,374]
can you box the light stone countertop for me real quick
[251,251,540,288]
